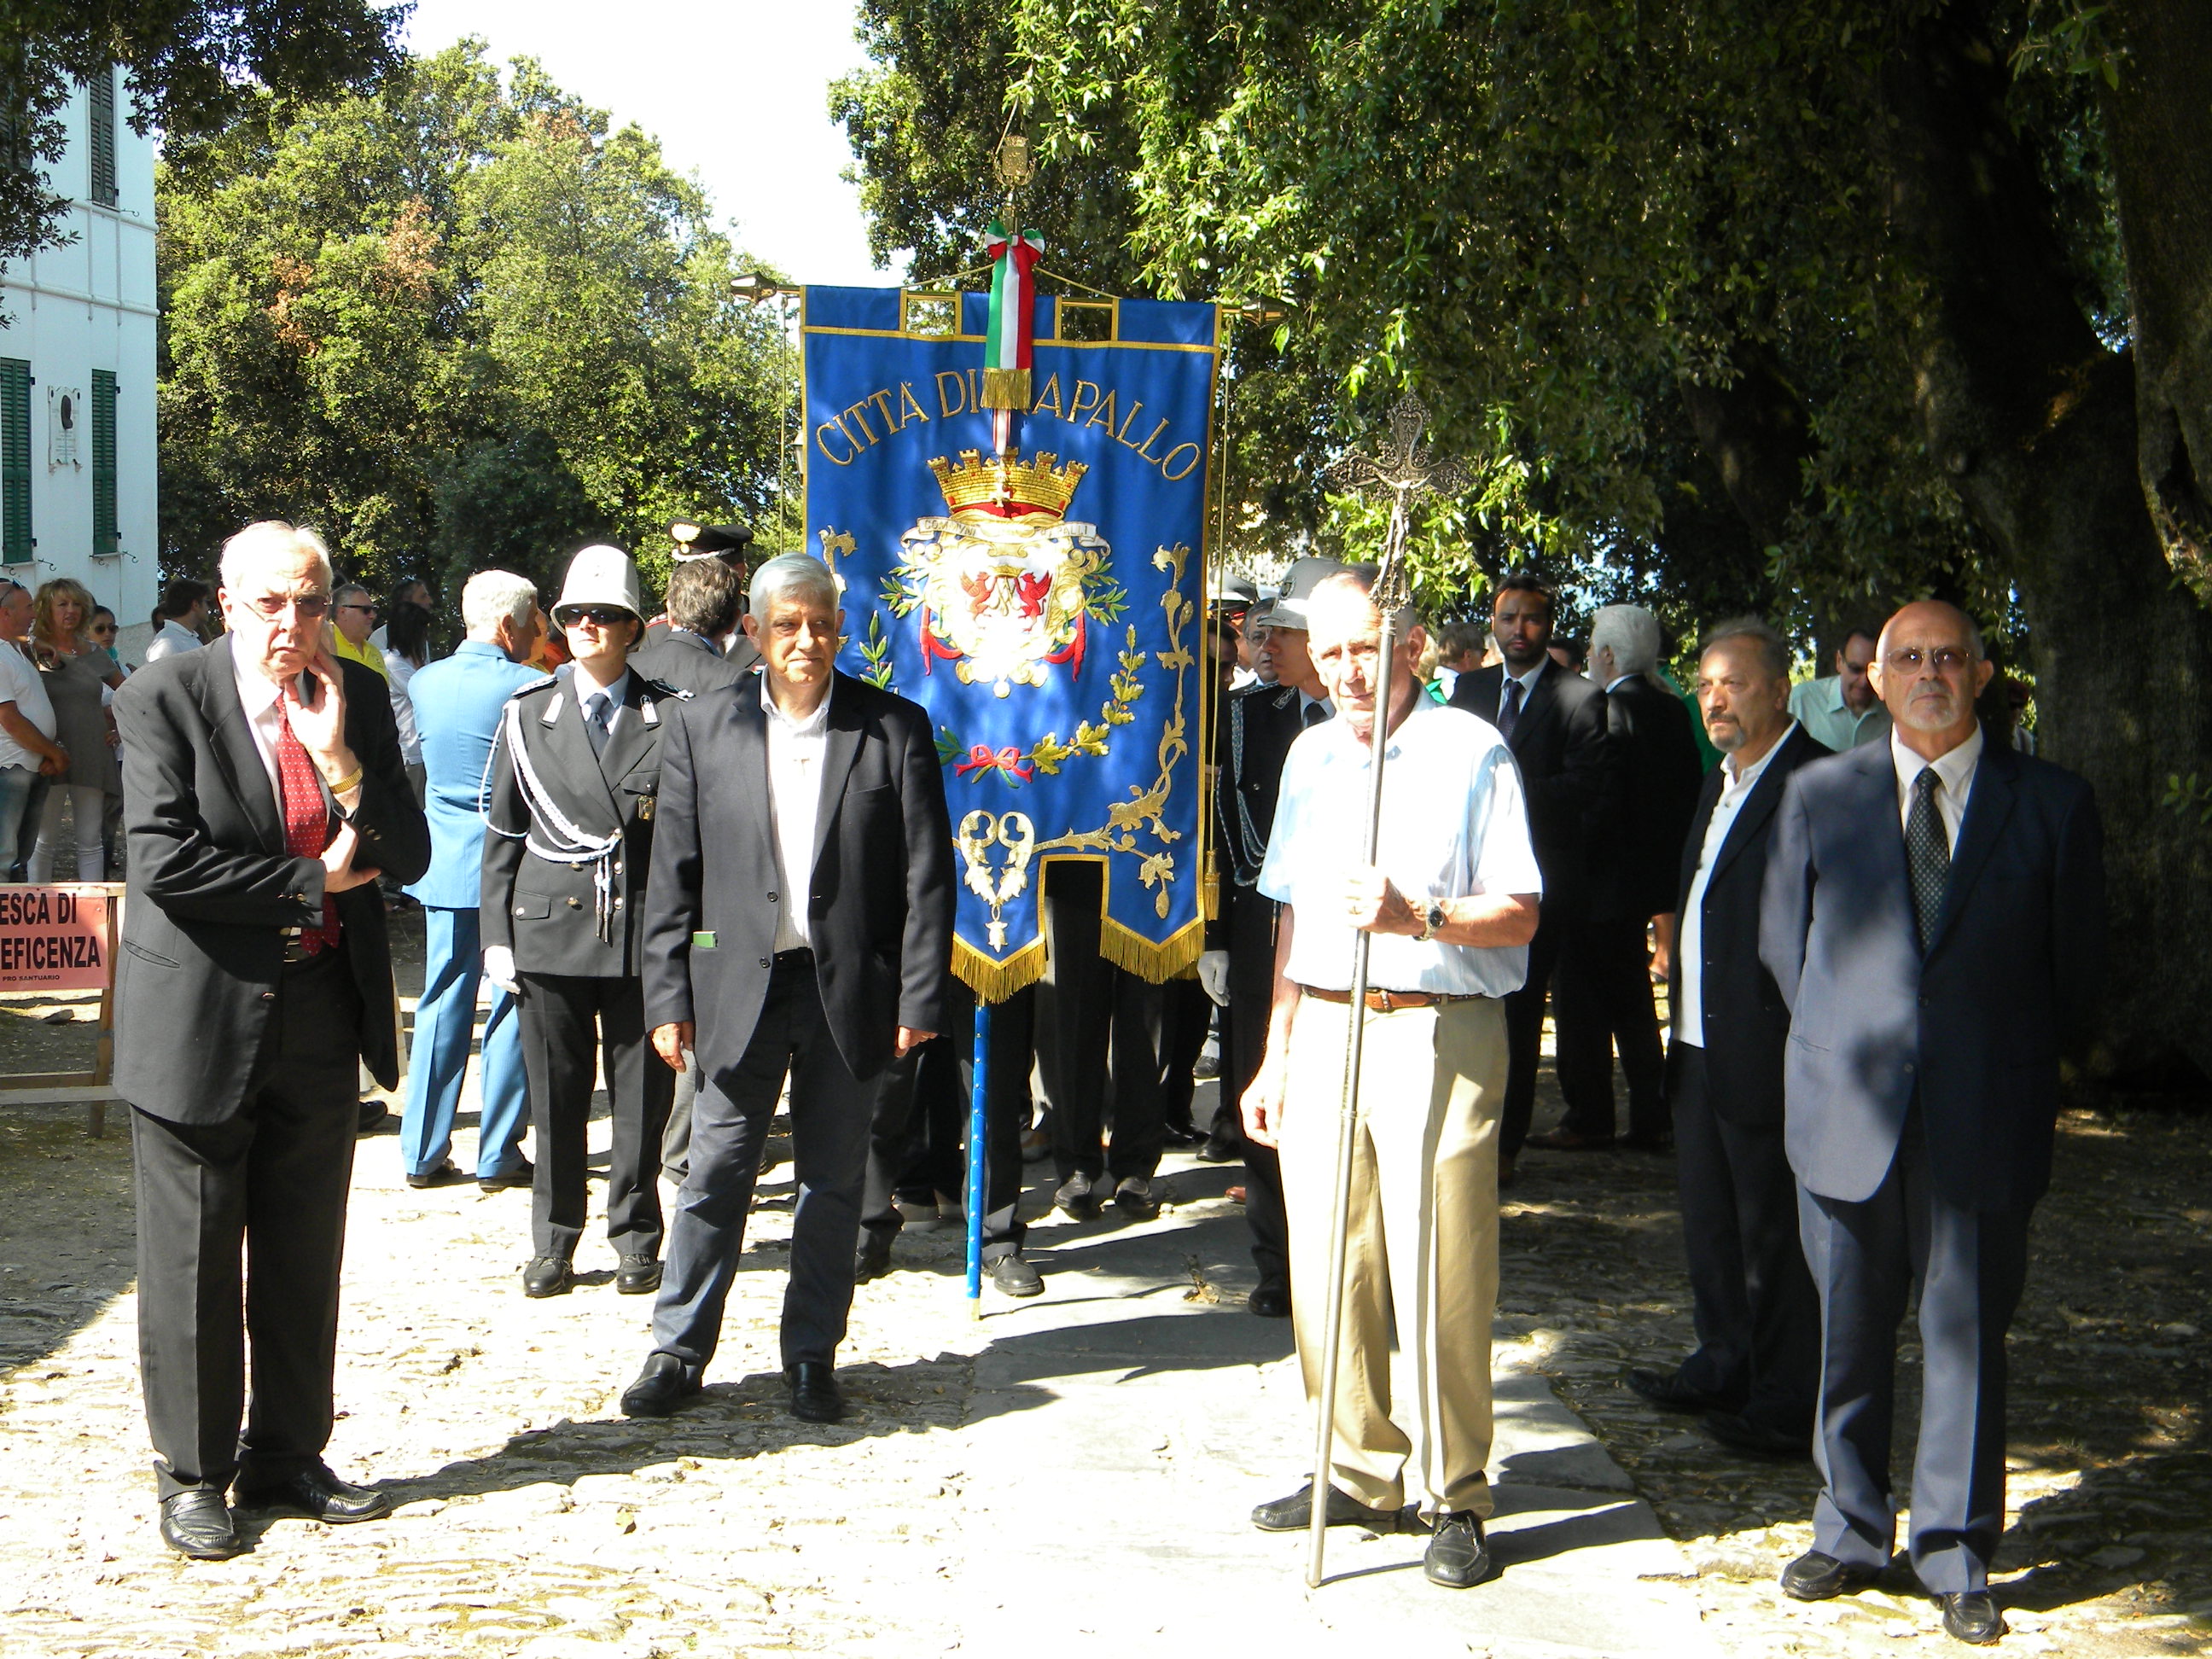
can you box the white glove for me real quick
[1198,949,1231,1006]
[482,945,519,993]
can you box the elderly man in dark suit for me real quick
[1761,600,2105,1646]
[1537,602,1703,1150]
[114,520,429,1559]
[620,553,955,1427]
[1627,618,1827,1458]
[1448,570,1617,1179]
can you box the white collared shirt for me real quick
[1675,722,1798,1048]
[230,643,294,809]
[1259,701,1543,998]
[1499,656,1545,724]
[571,665,631,742]
[143,618,205,663]
[763,678,832,952]
[1889,723,1982,853]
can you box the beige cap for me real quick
[552,544,643,620]
[1255,556,1348,632]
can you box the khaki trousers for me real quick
[1277,993,1505,1517]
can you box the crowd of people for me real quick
[90,523,2103,1649]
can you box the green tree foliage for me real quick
[1,0,404,262]
[157,43,794,597]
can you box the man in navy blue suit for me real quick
[1760,601,2105,1646]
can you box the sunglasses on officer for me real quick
[556,605,637,628]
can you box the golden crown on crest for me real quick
[928,449,1089,523]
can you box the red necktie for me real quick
[273,706,342,954]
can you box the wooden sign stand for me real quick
[0,882,124,1137]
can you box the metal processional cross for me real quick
[1305,396,1467,1588]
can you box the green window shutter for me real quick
[88,71,117,207]
[91,372,118,556]
[0,359,31,565]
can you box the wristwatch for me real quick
[1416,902,1447,942]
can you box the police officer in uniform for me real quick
[481,545,684,1299]
[651,519,761,675]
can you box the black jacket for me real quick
[1450,660,1616,917]
[641,671,956,1082]
[1210,682,1306,947]
[1594,674,1705,922]
[631,626,758,696]
[480,667,682,976]
[114,639,430,1124]
[1668,723,1830,1126]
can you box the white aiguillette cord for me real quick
[485,697,624,943]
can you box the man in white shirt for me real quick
[1626,618,1828,1459]
[622,554,954,1429]
[1786,623,1892,751]
[0,579,67,876]
[1242,568,1540,1592]
[143,579,212,663]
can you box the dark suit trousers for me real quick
[1552,916,1669,1139]
[1499,912,1569,1157]
[517,971,672,1262]
[131,950,363,1499]
[1036,864,1167,1183]
[1797,1110,2032,1593]
[1224,887,1289,1289]
[1668,1045,1818,1432]
[654,955,875,1370]
[861,983,1029,1260]
[1161,976,1214,1135]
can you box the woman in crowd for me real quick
[383,594,434,803]
[29,578,125,881]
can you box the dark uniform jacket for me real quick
[480,666,684,978]
[1210,682,1305,947]
[114,640,430,1124]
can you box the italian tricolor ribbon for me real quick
[984,219,1043,452]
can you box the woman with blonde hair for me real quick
[30,578,125,880]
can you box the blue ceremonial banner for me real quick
[803,286,1220,1000]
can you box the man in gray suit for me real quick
[620,553,955,1426]
[1761,601,2105,1646]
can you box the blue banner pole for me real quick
[966,1003,991,1318]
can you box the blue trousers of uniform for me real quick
[399,905,529,1179]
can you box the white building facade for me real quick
[0,68,159,649]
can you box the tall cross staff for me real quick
[1305,395,1467,1588]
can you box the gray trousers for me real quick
[649,954,874,1372]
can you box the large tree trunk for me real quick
[2101,0,2212,603]
[1877,1,2212,1081]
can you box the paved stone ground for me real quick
[0,924,2206,1657]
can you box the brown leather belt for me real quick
[1301,985,1485,1013]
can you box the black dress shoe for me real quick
[1701,1410,1811,1459]
[1250,1481,1403,1534]
[1424,1511,1492,1588]
[614,1254,661,1295]
[1248,1283,1292,1319]
[853,1232,894,1284]
[234,1464,393,1525]
[405,1160,465,1189]
[620,1353,701,1418]
[1936,1591,2005,1644]
[1780,1549,1883,1601]
[1112,1175,1161,1220]
[521,1255,573,1298]
[478,1159,533,1193]
[159,1491,241,1559]
[1196,1132,1240,1164]
[356,1102,390,1135]
[1627,1365,1736,1415]
[990,1254,1045,1298]
[1161,1122,1206,1149]
[785,1360,846,1424]
[1054,1173,1102,1218]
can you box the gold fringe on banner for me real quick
[1099,913,1205,984]
[980,366,1032,410]
[953,934,1047,1005]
